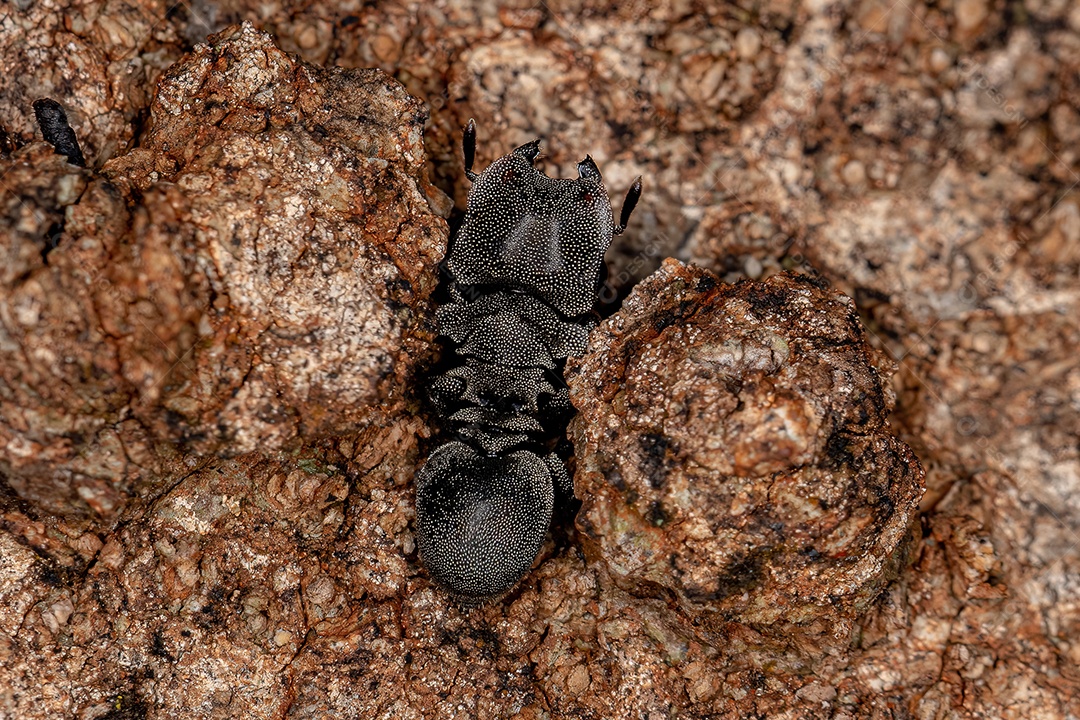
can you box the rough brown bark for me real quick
[1,2,1078,718]
[568,262,923,653]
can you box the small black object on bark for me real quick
[32,98,86,167]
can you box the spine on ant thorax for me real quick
[414,122,640,601]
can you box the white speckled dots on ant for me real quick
[415,120,642,601]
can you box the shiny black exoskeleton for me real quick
[416,120,641,600]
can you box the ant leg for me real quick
[613,176,642,235]
[464,118,478,181]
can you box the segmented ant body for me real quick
[416,121,641,600]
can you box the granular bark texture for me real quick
[1,23,446,521]
[0,0,187,166]
[567,260,924,650]
[2,1,1079,718]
